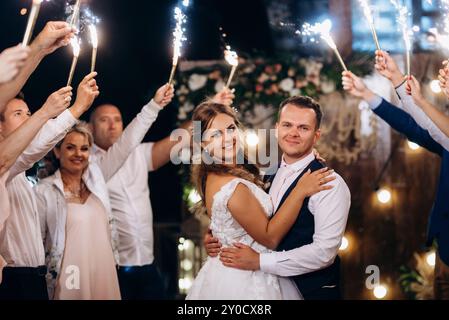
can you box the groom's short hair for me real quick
[278,96,323,129]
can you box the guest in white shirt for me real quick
[0,22,75,177]
[0,22,74,290]
[35,84,174,300]
[88,88,234,299]
[0,73,99,300]
[209,96,351,300]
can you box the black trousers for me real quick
[0,266,48,300]
[117,264,166,300]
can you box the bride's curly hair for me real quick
[190,101,264,215]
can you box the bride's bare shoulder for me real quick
[206,173,239,192]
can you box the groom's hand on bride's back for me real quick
[204,230,222,257]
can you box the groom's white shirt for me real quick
[260,151,351,277]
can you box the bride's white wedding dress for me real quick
[186,178,302,300]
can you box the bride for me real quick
[186,101,335,300]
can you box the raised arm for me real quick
[405,75,449,147]
[375,51,449,150]
[228,168,335,250]
[96,84,174,181]
[7,73,99,181]
[342,71,443,155]
[0,22,75,108]
[0,85,74,177]
[0,45,30,86]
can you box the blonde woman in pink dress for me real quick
[35,84,174,299]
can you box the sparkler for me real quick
[300,19,348,71]
[358,0,381,51]
[440,0,449,59]
[89,25,98,73]
[70,0,81,30]
[67,37,80,87]
[22,0,43,47]
[168,4,188,86]
[224,46,239,88]
[390,0,412,76]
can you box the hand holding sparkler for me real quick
[374,50,406,87]
[212,87,235,106]
[342,71,376,101]
[32,21,75,56]
[70,72,100,117]
[153,84,175,108]
[439,61,449,98]
[405,75,426,106]
[0,45,30,84]
[0,22,73,107]
[41,86,73,119]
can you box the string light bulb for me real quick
[377,189,392,204]
[407,141,420,150]
[339,236,349,251]
[373,284,388,299]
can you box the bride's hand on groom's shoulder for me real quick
[313,148,326,163]
[296,167,336,198]
[204,231,222,257]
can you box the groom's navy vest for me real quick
[268,159,341,299]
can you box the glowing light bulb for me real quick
[377,189,391,204]
[188,190,201,204]
[339,237,349,251]
[407,141,420,150]
[430,80,442,94]
[426,252,436,267]
[373,284,388,299]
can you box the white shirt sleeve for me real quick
[260,174,351,277]
[395,82,449,151]
[0,171,10,234]
[33,182,48,242]
[141,142,155,172]
[366,95,383,110]
[95,100,162,181]
[7,109,78,182]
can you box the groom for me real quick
[205,96,351,300]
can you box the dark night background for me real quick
[2,0,443,300]
[0,0,273,225]
[0,0,277,298]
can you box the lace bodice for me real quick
[186,178,301,300]
[209,178,274,254]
